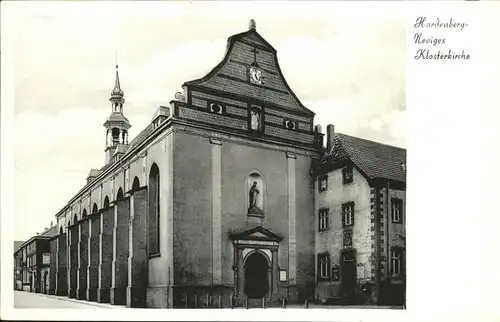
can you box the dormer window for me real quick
[318,208,329,231]
[209,102,224,115]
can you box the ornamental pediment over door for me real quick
[229,226,283,243]
[183,28,314,117]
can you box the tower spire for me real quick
[111,56,123,97]
[104,54,131,164]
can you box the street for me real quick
[14,291,402,309]
[14,291,122,309]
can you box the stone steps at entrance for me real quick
[242,297,282,308]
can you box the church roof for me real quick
[126,124,154,153]
[113,144,129,156]
[321,133,406,183]
[40,225,58,238]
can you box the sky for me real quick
[9,1,405,241]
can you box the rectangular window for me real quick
[342,202,355,227]
[392,198,403,223]
[391,249,402,275]
[318,208,329,231]
[318,253,330,280]
[318,175,328,192]
[342,166,353,184]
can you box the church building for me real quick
[21,20,406,308]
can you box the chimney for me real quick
[326,124,335,153]
[313,125,324,150]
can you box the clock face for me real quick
[249,67,263,84]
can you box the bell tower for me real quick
[103,63,131,164]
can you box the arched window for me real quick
[59,227,63,235]
[116,188,124,200]
[103,196,110,209]
[112,128,120,145]
[132,177,141,191]
[148,164,160,255]
[73,214,77,223]
[82,209,87,218]
[92,203,98,214]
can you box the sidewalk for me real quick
[286,303,404,309]
[33,292,125,309]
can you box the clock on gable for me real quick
[249,66,263,85]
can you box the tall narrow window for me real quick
[116,188,124,200]
[318,175,328,192]
[391,247,403,275]
[148,163,160,256]
[392,198,403,223]
[342,202,355,227]
[132,177,141,191]
[103,196,110,209]
[318,253,330,281]
[318,208,329,231]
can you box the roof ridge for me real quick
[336,132,406,151]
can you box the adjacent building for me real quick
[315,127,406,305]
[13,241,24,290]
[14,20,406,307]
[14,225,58,293]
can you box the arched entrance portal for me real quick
[244,252,269,298]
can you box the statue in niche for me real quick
[248,181,263,215]
[250,109,261,131]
